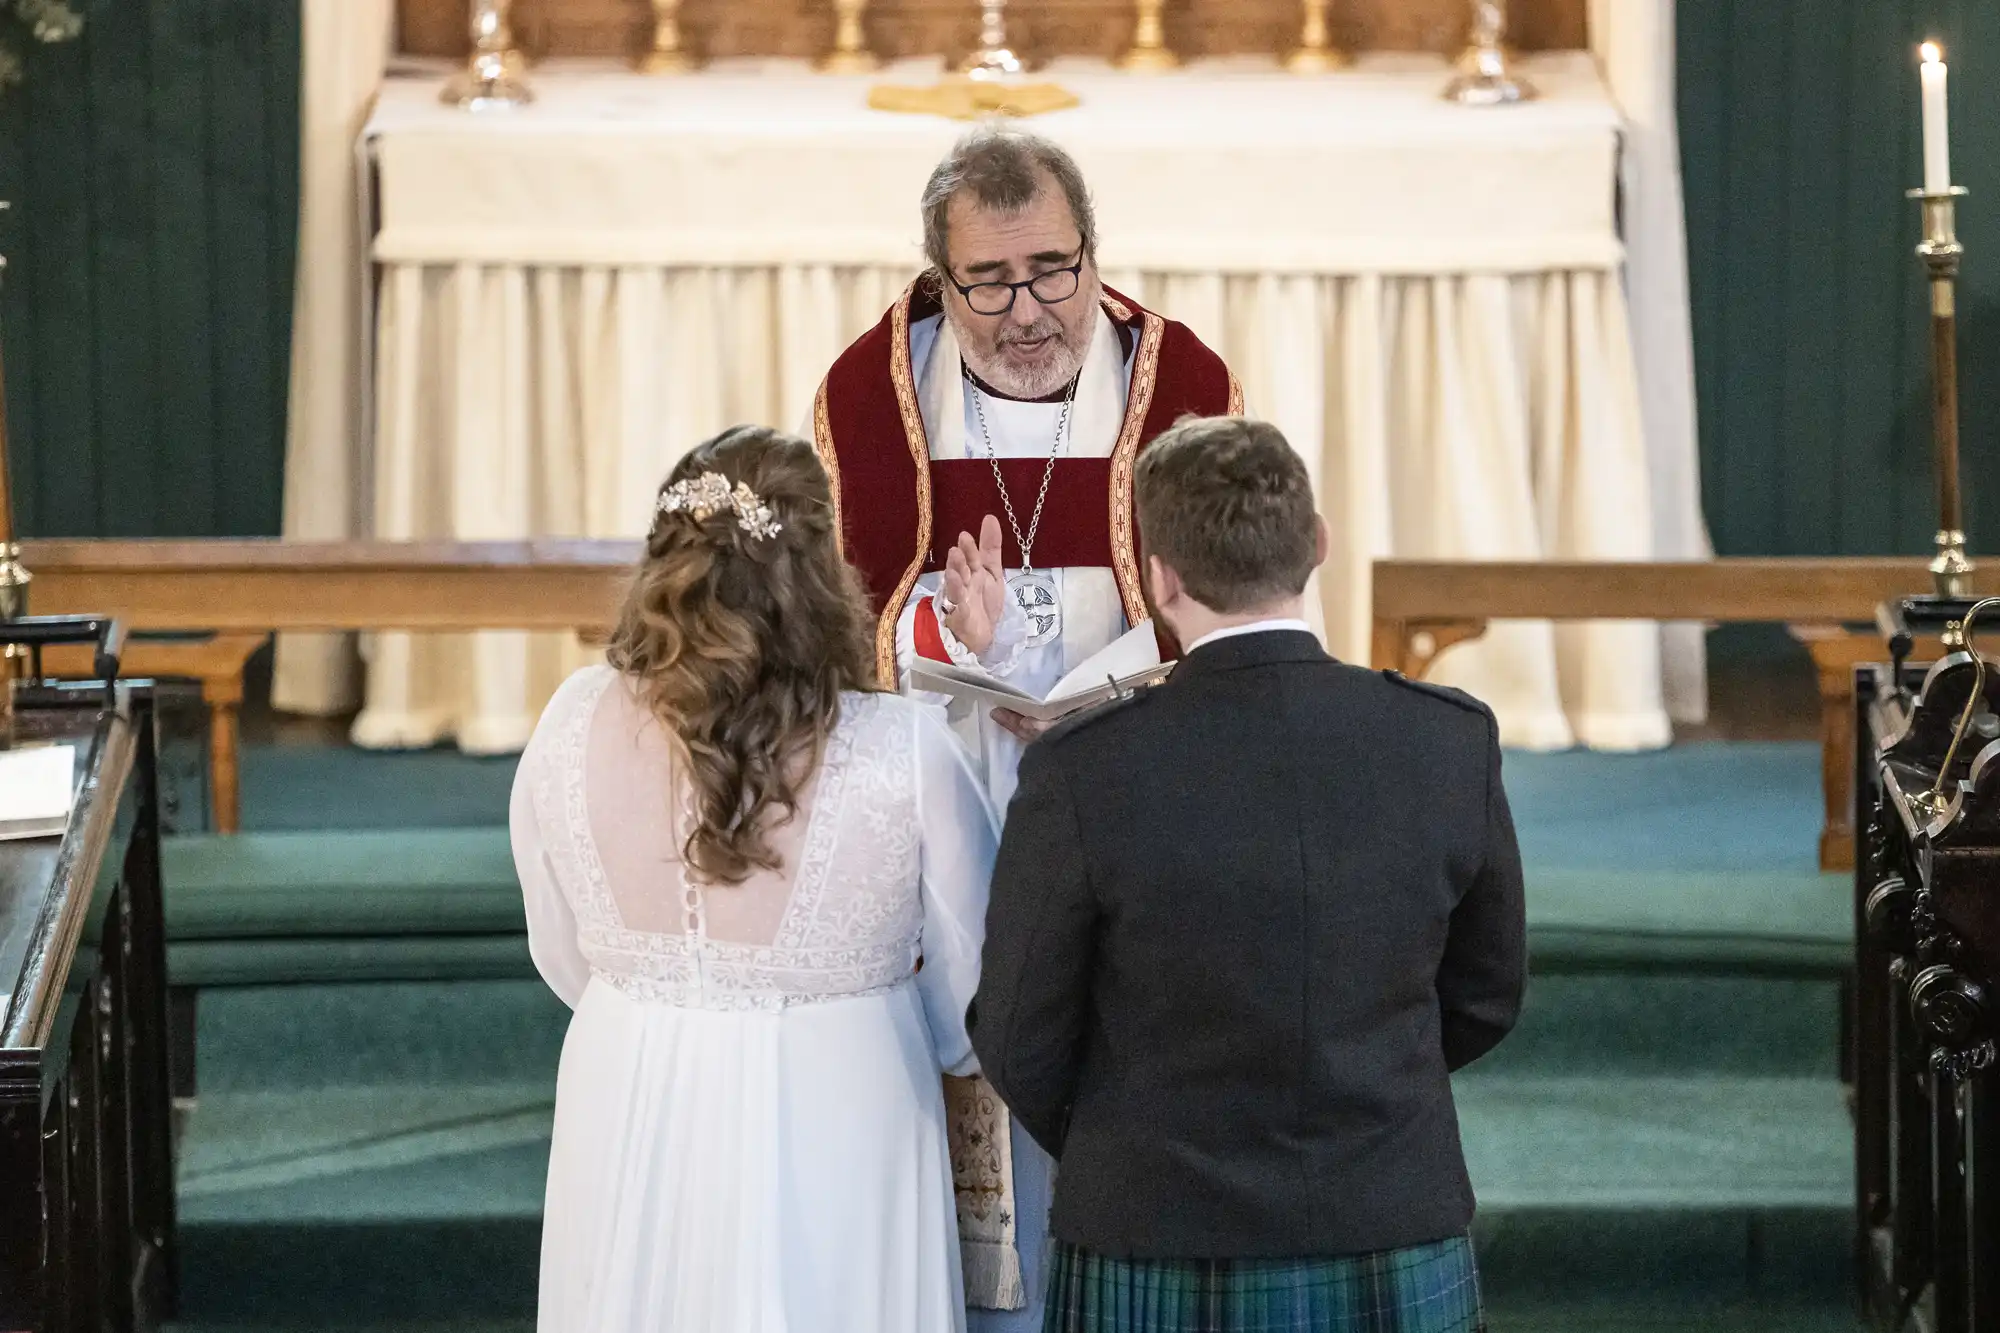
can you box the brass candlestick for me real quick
[1912,185,1975,597]
[820,0,879,73]
[642,0,697,73]
[1285,0,1347,73]
[0,209,28,741]
[442,0,532,109]
[1446,0,1534,105]
[1118,0,1178,73]
[0,224,24,623]
[961,0,1023,80]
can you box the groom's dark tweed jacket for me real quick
[967,629,1526,1259]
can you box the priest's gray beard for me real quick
[947,287,1097,400]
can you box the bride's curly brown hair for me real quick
[607,425,878,885]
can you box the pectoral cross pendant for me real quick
[1008,570,1061,649]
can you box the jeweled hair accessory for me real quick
[656,471,783,541]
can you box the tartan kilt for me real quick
[1041,1235,1484,1333]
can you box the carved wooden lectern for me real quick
[1855,598,2000,1332]
[0,682,175,1333]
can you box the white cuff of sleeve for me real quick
[980,592,1031,675]
[936,594,1028,677]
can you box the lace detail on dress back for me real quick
[528,668,923,1010]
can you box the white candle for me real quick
[1922,41,1952,194]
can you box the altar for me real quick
[294,41,1700,754]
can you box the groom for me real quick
[810,126,1240,1325]
[970,415,1527,1333]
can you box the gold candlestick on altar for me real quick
[0,207,27,626]
[641,0,697,74]
[961,0,1024,80]
[442,0,532,109]
[0,208,31,741]
[1445,0,1534,105]
[1913,183,1975,597]
[1118,0,1178,73]
[1285,0,1347,73]
[870,0,1075,118]
[820,0,879,73]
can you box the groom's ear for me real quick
[1145,554,1181,612]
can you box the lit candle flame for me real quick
[1923,41,1944,65]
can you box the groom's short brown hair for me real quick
[1134,416,1317,614]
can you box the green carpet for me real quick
[177,1085,553,1222]
[173,972,1856,1327]
[237,744,518,831]
[1456,1075,1848,1209]
[1504,742,1823,875]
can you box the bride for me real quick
[510,425,998,1332]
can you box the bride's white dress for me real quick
[511,666,998,1333]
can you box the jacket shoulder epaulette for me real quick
[1039,681,1160,748]
[1378,668,1492,719]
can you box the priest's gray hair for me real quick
[921,126,1098,278]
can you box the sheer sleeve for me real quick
[511,713,592,1009]
[912,703,999,1076]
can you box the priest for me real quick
[809,126,1241,1331]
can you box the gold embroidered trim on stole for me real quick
[811,378,844,557]
[876,281,935,689]
[1227,371,1245,416]
[1109,310,1166,625]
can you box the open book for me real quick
[0,743,75,842]
[908,621,1174,722]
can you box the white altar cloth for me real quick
[369,56,1622,275]
[346,53,1686,754]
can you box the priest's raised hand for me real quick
[941,513,1009,656]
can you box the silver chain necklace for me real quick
[964,366,1078,648]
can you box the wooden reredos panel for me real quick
[399,0,1587,66]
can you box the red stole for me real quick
[811,276,1243,686]
[925,459,1115,573]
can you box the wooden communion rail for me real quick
[24,538,638,634]
[7,541,1964,864]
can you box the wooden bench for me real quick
[1368,558,2000,871]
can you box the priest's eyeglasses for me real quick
[947,253,1086,317]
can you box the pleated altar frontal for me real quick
[335,52,1682,753]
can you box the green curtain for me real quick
[0,0,298,539]
[1680,0,2000,556]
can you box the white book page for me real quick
[905,657,1040,705]
[1048,621,1165,702]
[907,669,1074,719]
[907,621,1172,722]
[0,744,74,824]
